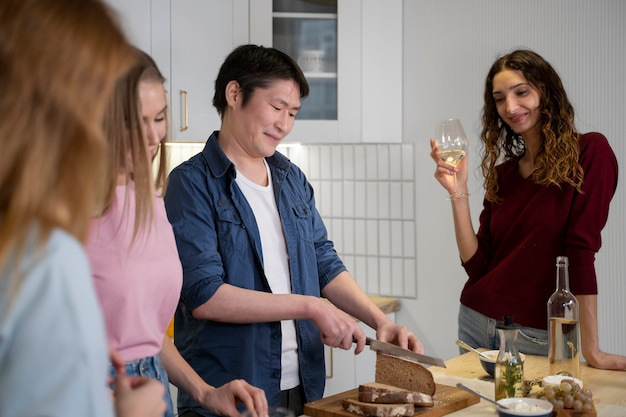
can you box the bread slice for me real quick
[358,382,434,407]
[375,353,436,396]
[342,399,414,417]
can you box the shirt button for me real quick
[273,333,280,339]
[272,370,280,378]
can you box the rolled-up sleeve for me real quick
[164,162,225,311]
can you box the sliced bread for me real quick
[341,399,414,417]
[375,353,436,396]
[358,382,434,407]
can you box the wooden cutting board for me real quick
[553,407,596,417]
[304,384,480,417]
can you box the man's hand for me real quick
[376,323,424,354]
[309,297,367,353]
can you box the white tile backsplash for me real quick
[342,181,355,218]
[366,220,378,256]
[379,220,391,257]
[366,182,378,218]
[342,145,355,180]
[389,183,403,219]
[377,182,390,219]
[402,144,414,180]
[389,145,402,181]
[162,141,417,299]
[331,182,343,217]
[320,146,332,180]
[365,145,378,181]
[379,258,392,295]
[376,145,390,180]
[354,146,367,180]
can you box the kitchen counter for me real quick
[428,352,626,416]
[368,296,401,315]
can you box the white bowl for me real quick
[542,374,583,390]
[496,398,553,417]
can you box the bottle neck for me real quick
[556,263,570,292]
[498,328,519,352]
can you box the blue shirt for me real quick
[164,132,347,415]
[0,228,114,417]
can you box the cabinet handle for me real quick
[179,90,188,132]
[326,346,333,379]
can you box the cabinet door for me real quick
[250,0,402,143]
[103,0,152,52]
[251,0,359,143]
[167,0,248,142]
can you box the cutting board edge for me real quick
[304,384,480,417]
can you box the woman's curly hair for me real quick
[480,49,584,202]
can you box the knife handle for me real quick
[354,337,374,345]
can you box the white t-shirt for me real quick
[0,228,114,416]
[236,161,300,390]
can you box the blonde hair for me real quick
[137,50,170,194]
[0,0,135,271]
[99,48,169,239]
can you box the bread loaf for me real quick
[375,353,436,396]
[341,399,414,417]
[358,382,434,407]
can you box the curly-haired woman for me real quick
[431,49,626,371]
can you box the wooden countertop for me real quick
[428,352,626,416]
[368,296,401,315]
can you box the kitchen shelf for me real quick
[304,72,337,79]
[273,12,337,19]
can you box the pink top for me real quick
[86,184,182,361]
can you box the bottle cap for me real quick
[496,315,521,330]
[556,256,569,266]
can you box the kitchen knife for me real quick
[365,337,447,368]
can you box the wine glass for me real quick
[435,119,469,198]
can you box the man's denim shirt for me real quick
[164,132,347,415]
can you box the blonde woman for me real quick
[87,48,268,417]
[0,0,165,416]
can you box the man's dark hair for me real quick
[213,44,310,119]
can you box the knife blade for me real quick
[365,337,447,368]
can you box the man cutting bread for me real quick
[164,45,424,417]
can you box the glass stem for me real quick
[453,172,458,196]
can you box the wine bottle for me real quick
[547,256,580,378]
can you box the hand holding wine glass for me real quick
[433,119,469,199]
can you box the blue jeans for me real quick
[109,354,175,417]
[458,304,549,356]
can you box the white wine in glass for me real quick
[435,119,468,198]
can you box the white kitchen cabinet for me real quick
[152,0,249,142]
[323,312,395,397]
[106,0,403,144]
[251,0,403,144]
[103,0,152,52]
[102,0,247,142]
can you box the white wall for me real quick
[402,0,626,360]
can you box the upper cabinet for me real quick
[251,0,402,143]
[153,0,249,143]
[104,0,402,143]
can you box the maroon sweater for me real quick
[461,132,618,330]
